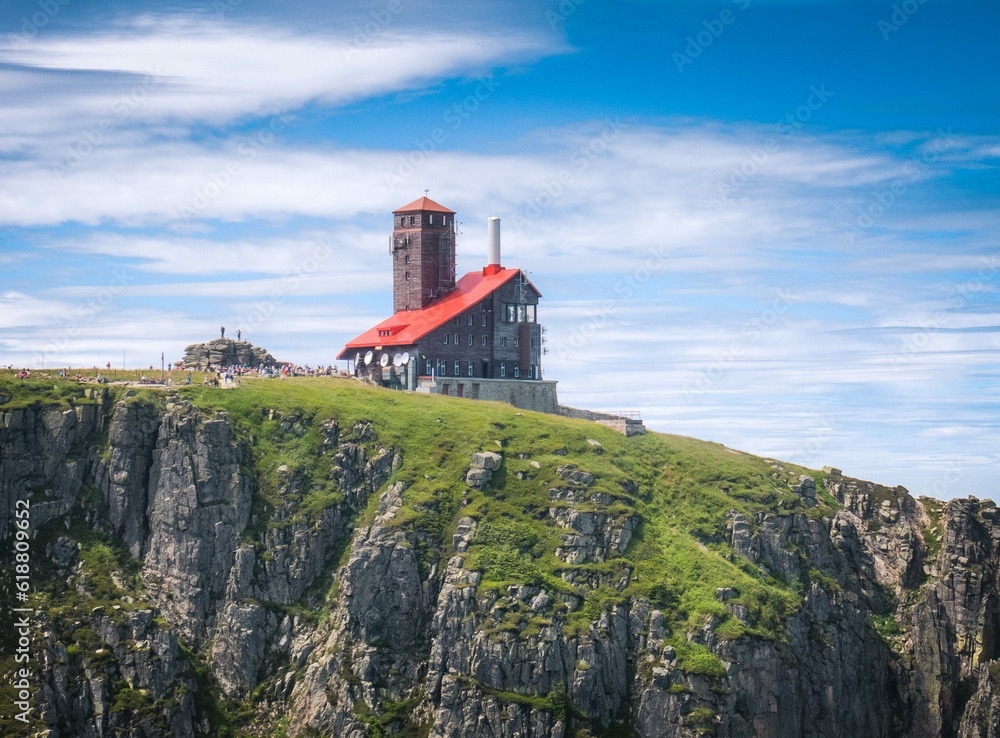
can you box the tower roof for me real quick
[394,195,455,214]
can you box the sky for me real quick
[1,0,997,500]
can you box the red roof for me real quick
[338,268,540,358]
[394,196,455,214]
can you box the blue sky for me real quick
[1,0,998,499]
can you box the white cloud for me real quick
[0,18,558,137]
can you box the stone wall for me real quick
[417,377,559,414]
[596,417,646,436]
[558,406,647,436]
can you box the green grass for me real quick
[0,374,101,410]
[919,496,945,559]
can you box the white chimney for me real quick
[487,216,501,267]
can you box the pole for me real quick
[161,352,165,383]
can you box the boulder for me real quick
[178,338,280,370]
[467,468,492,487]
[471,451,503,470]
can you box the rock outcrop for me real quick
[178,337,279,370]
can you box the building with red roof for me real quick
[338,196,547,401]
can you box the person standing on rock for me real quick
[220,325,225,338]
[237,329,241,341]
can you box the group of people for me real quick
[203,368,241,387]
[273,363,342,377]
[196,363,345,380]
[7,362,349,386]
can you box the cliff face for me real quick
[0,381,998,738]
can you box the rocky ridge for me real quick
[1,382,999,737]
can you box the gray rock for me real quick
[471,451,503,470]
[530,591,552,612]
[104,400,160,557]
[467,468,492,487]
[179,337,280,370]
[715,587,739,602]
[556,464,595,487]
[141,408,252,645]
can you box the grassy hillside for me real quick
[1,374,839,682]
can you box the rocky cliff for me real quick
[0,377,997,737]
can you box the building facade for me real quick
[338,196,545,392]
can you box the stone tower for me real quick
[391,195,457,312]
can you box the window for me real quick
[467,361,473,376]
[468,315,473,326]
[405,271,410,281]
[481,315,488,327]
[513,337,518,348]
[530,337,534,348]
[429,214,434,224]
[454,317,460,325]
[500,337,506,348]
[443,334,449,345]
[409,216,415,225]
[468,334,474,346]
[531,364,537,379]
[501,303,537,323]
[404,255,410,264]
[514,363,519,378]
[482,335,488,347]
[454,333,459,344]
[439,359,447,376]
[500,362,506,378]
[425,360,432,375]
[453,361,460,376]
